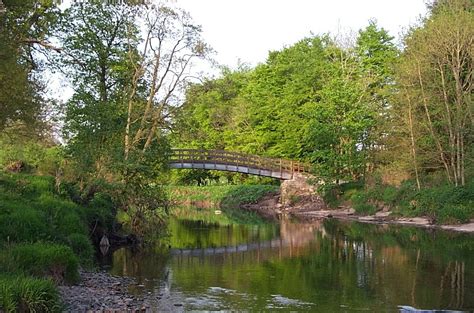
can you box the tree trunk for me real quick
[405,90,421,190]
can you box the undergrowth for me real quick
[0,173,101,311]
[323,179,474,224]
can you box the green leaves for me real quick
[174,33,391,183]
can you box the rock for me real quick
[375,211,391,218]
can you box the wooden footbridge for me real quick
[169,149,310,180]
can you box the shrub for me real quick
[436,204,473,224]
[11,243,79,284]
[0,275,61,312]
[83,191,116,233]
[66,233,94,264]
[0,209,50,243]
[350,191,377,215]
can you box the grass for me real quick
[0,172,100,311]
[8,243,80,284]
[167,185,279,225]
[0,275,61,312]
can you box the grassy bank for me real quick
[167,185,279,225]
[0,173,110,312]
[323,180,474,224]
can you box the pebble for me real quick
[59,270,159,312]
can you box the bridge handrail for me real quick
[169,148,311,176]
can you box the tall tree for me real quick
[237,37,331,158]
[58,1,139,180]
[123,4,210,164]
[396,0,473,186]
[0,0,58,133]
[305,41,375,182]
[352,21,401,183]
[58,1,209,188]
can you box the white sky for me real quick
[49,0,428,100]
[174,0,428,69]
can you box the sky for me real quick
[49,0,429,100]
[173,0,428,69]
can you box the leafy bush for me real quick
[0,209,50,243]
[336,178,474,223]
[66,233,94,264]
[350,191,377,215]
[0,275,60,312]
[10,243,79,284]
[83,191,116,233]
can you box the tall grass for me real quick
[10,243,80,284]
[0,276,61,312]
[0,173,100,311]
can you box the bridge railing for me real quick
[169,149,311,177]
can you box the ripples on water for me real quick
[100,218,474,312]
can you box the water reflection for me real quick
[104,218,474,312]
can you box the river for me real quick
[99,218,474,312]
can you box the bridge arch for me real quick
[169,149,310,180]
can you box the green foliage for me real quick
[66,234,94,265]
[0,275,61,313]
[351,196,377,215]
[8,243,79,284]
[0,174,95,247]
[393,0,473,186]
[173,28,397,184]
[0,0,59,132]
[220,185,279,209]
[0,136,63,175]
[113,182,169,239]
[82,191,117,234]
[167,185,278,225]
[0,172,97,295]
[0,208,50,243]
[330,178,474,223]
[407,182,474,223]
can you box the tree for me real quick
[305,41,375,183]
[396,0,473,186]
[57,2,210,232]
[57,1,139,181]
[352,22,402,183]
[173,67,250,150]
[0,0,59,133]
[123,4,210,164]
[237,37,331,158]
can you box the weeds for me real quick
[0,275,61,312]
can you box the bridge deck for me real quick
[169,149,310,180]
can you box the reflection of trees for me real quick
[441,261,465,309]
[108,219,473,311]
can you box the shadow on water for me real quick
[99,218,474,312]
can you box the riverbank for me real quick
[166,185,279,224]
[59,269,186,312]
[167,184,474,233]
[287,207,474,233]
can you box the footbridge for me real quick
[169,149,310,180]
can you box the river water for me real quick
[101,218,474,312]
